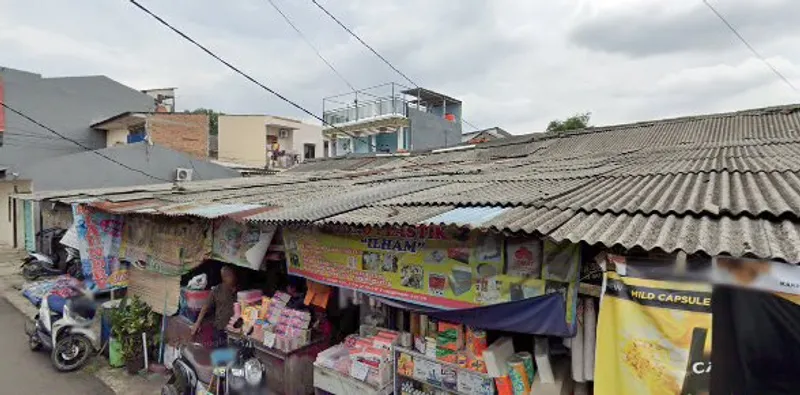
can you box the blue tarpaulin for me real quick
[374,292,576,337]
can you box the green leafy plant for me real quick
[110,296,161,364]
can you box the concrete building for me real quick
[217,115,324,169]
[0,67,237,247]
[0,67,155,246]
[321,83,462,156]
[91,112,210,158]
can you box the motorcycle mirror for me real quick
[233,317,244,329]
[246,326,255,336]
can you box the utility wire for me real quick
[309,0,483,132]
[129,0,340,134]
[0,101,170,181]
[310,0,415,88]
[702,0,799,94]
[127,0,458,174]
[265,0,357,93]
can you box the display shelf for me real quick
[393,346,495,395]
[313,364,393,395]
[396,372,460,395]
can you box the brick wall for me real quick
[147,113,209,157]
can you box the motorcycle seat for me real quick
[181,344,214,384]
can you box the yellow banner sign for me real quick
[283,226,580,314]
[595,255,712,395]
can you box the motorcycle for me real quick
[162,319,266,395]
[21,228,83,281]
[224,329,267,395]
[25,285,100,372]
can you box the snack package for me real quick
[397,352,415,377]
[436,347,457,363]
[467,327,488,358]
[437,321,464,351]
[259,297,271,320]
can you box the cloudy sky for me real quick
[2,0,799,134]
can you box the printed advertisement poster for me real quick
[283,226,579,313]
[595,254,712,395]
[73,204,128,291]
[212,218,276,270]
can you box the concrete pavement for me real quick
[0,297,115,394]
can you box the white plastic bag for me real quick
[187,273,207,290]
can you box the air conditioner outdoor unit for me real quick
[279,129,290,139]
[175,168,193,182]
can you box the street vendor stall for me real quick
[282,224,596,395]
[224,288,331,395]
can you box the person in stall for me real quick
[285,275,307,310]
[191,265,238,347]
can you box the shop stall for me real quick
[281,224,601,395]
[223,288,331,395]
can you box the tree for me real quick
[546,112,591,133]
[186,108,222,136]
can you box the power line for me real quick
[310,0,415,87]
[128,0,340,133]
[702,0,799,94]
[309,0,482,132]
[0,101,170,181]
[127,0,456,173]
[265,0,357,93]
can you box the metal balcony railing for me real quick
[322,82,415,127]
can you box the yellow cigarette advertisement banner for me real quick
[595,255,712,395]
[283,225,579,316]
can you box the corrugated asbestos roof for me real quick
[24,103,800,261]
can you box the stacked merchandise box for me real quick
[314,326,401,394]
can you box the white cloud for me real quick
[1,0,798,135]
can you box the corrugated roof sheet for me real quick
[542,171,800,218]
[322,206,453,227]
[423,207,510,227]
[376,179,590,207]
[547,211,800,263]
[23,103,800,261]
[245,181,439,222]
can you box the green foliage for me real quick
[109,296,161,362]
[546,112,591,133]
[185,108,222,136]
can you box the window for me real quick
[304,143,316,160]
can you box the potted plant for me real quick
[110,296,161,374]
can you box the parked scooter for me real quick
[21,228,83,281]
[25,285,100,371]
[162,319,266,395]
[224,330,267,395]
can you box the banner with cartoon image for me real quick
[283,226,580,325]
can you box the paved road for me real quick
[0,298,114,395]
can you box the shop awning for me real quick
[373,293,574,337]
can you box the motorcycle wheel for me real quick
[160,383,180,395]
[22,265,40,281]
[51,334,92,372]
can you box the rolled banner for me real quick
[515,351,535,387]
[506,355,531,395]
